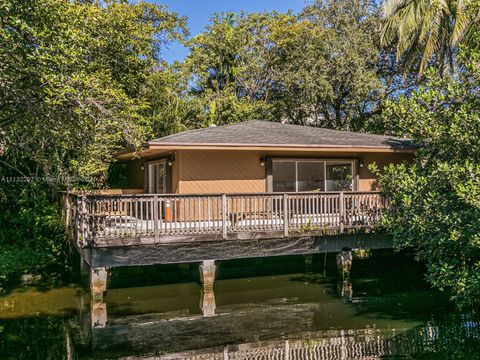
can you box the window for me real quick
[272,159,354,192]
[147,160,167,194]
[326,163,353,191]
[297,161,325,192]
[272,161,296,192]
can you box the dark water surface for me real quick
[1,250,479,359]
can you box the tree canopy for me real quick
[0,0,187,282]
[0,0,187,186]
[381,0,480,75]
[374,38,480,306]
[182,0,403,131]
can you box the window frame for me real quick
[269,158,357,193]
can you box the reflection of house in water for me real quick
[67,272,480,359]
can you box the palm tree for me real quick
[380,0,479,75]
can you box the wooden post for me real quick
[91,299,107,328]
[337,278,353,301]
[90,267,108,302]
[153,195,159,242]
[283,193,289,237]
[222,194,227,240]
[64,194,70,227]
[73,196,79,244]
[80,196,88,246]
[199,260,216,290]
[339,191,345,234]
[336,248,352,276]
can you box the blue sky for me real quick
[155,0,306,63]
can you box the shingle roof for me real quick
[148,120,413,149]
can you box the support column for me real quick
[91,299,107,328]
[337,279,353,301]
[199,260,216,317]
[89,267,108,328]
[199,260,216,289]
[90,267,108,302]
[336,247,352,276]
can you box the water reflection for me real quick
[1,251,480,359]
[200,287,216,317]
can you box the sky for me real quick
[155,0,306,63]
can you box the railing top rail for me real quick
[65,190,383,200]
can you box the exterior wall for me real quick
[126,150,415,194]
[126,156,180,193]
[357,153,414,191]
[171,156,180,193]
[178,150,266,194]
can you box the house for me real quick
[116,120,414,195]
[63,120,415,291]
[62,120,415,249]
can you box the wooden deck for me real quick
[62,191,387,248]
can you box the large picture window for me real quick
[272,159,354,192]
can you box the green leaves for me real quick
[0,0,186,285]
[375,43,480,307]
[381,0,480,75]
[181,0,389,130]
[0,0,187,187]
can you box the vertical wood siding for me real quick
[179,150,266,194]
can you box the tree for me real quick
[374,38,480,306]
[183,12,285,126]
[0,0,187,186]
[380,0,480,75]
[269,0,383,130]
[0,0,187,283]
[184,0,400,131]
[143,65,205,137]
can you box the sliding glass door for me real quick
[272,159,354,192]
[326,162,353,191]
[272,161,296,192]
[147,160,167,194]
[298,161,325,192]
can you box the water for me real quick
[1,250,479,359]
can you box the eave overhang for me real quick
[115,142,417,161]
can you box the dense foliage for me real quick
[374,41,480,306]
[0,0,186,184]
[0,0,187,284]
[183,0,410,130]
[0,316,67,359]
[381,0,480,74]
[1,0,479,308]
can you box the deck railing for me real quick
[61,191,387,247]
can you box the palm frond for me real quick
[419,12,443,74]
[382,0,411,17]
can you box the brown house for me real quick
[117,120,414,195]
[63,120,416,274]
